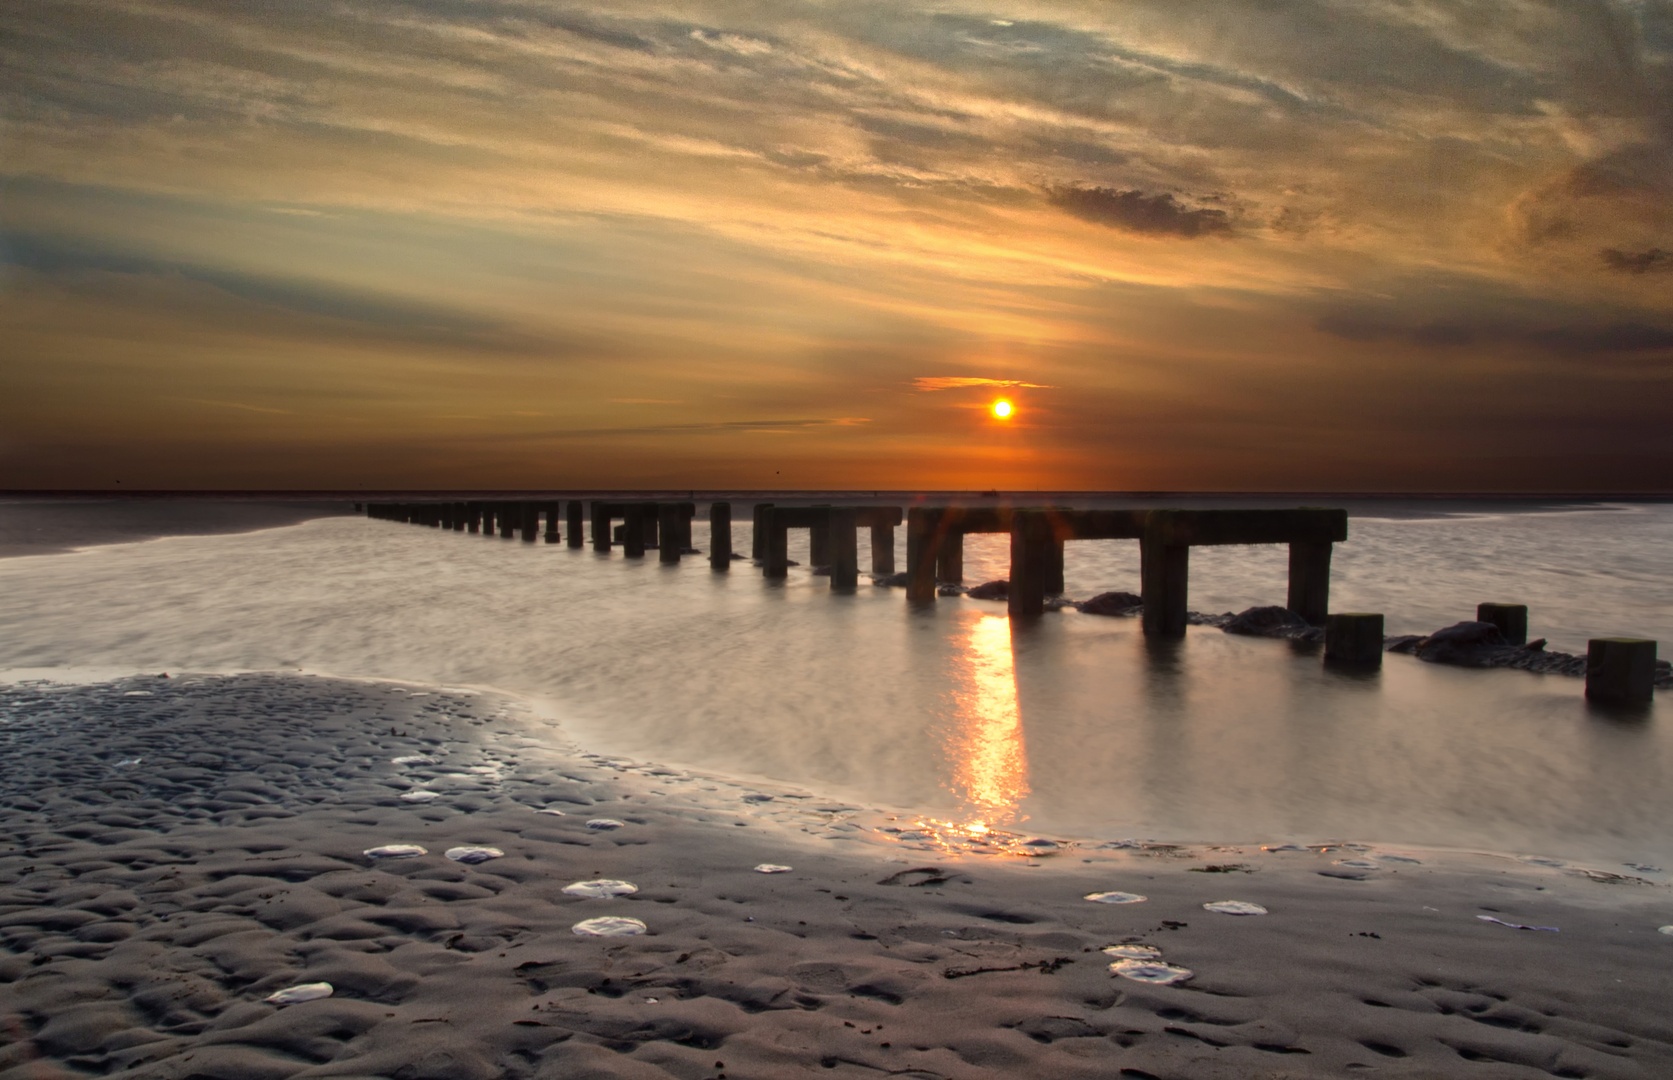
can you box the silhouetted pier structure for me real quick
[358,498,1658,692]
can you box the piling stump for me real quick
[1476,603,1528,646]
[659,504,681,564]
[567,501,584,548]
[709,502,732,570]
[591,502,612,552]
[623,505,647,558]
[828,509,859,589]
[1586,638,1657,704]
[1325,613,1384,667]
[762,507,788,579]
[1141,513,1189,637]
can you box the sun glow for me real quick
[992,400,1013,418]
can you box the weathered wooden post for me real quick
[752,504,770,561]
[1325,613,1384,667]
[676,503,696,553]
[480,505,495,536]
[936,525,964,584]
[871,522,895,574]
[466,502,481,533]
[658,504,681,564]
[520,502,539,542]
[905,508,937,602]
[1287,541,1333,625]
[499,503,517,539]
[1141,511,1189,637]
[762,506,788,579]
[809,508,830,570]
[591,502,612,552]
[828,508,859,589]
[1476,603,1527,645]
[1047,535,1065,595]
[623,504,647,557]
[567,501,584,548]
[709,502,732,570]
[1008,510,1053,617]
[544,501,561,543]
[1586,639,1657,704]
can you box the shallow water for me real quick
[0,500,1668,866]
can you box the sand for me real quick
[2,674,1670,1080]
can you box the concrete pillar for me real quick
[871,523,895,575]
[1586,638,1657,704]
[1325,613,1384,667]
[520,502,539,542]
[752,504,770,560]
[591,502,612,552]
[658,503,681,565]
[936,530,964,584]
[1287,541,1332,625]
[623,504,646,558]
[762,506,788,579]
[567,501,584,548]
[905,508,937,602]
[544,501,561,543]
[1476,603,1527,645]
[1046,537,1065,595]
[709,502,732,570]
[828,509,859,589]
[1008,511,1052,617]
[809,513,830,569]
[1141,518,1189,637]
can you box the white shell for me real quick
[1102,944,1163,959]
[364,844,427,859]
[1084,891,1147,904]
[536,807,566,816]
[1109,960,1193,985]
[754,864,793,874]
[586,818,626,830]
[264,982,334,1004]
[445,846,503,864]
[563,879,638,898]
[1659,925,1673,935]
[572,916,647,937]
[1203,900,1268,916]
[392,755,433,765]
[400,791,441,803]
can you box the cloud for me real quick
[1315,312,1673,356]
[1601,247,1673,274]
[1047,186,1233,238]
[913,377,1052,391]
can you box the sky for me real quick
[3,0,1672,492]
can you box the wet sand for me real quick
[2,674,1670,1079]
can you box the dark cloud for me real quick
[1601,247,1673,274]
[1315,311,1673,357]
[1047,186,1232,238]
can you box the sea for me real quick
[1,496,1669,868]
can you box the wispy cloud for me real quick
[913,377,1053,392]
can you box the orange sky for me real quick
[3,1,1671,491]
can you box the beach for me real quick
[3,672,1670,1079]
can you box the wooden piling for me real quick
[544,501,561,543]
[752,504,770,560]
[466,501,481,533]
[709,502,732,570]
[676,503,696,553]
[567,501,584,549]
[1047,536,1065,595]
[1008,510,1052,617]
[1141,513,1190,637]
[762,507,788,579]
[591,502,612,552]
[623,504,646,558]
[481,505,496,536]
[871,522,895,575]
[905,508,937,602]
[936,528,964,584]
[1586,638,1657,704]
[1325,613,1384,667]
[659,504,681,564]
[828,508,859,589]
[1476,603,1528,646]
[1287,541,1333,625]
[520,502,539,542]
[499,503,516,539]
[809,512,830,570]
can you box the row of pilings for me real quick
[361,499,1659,703]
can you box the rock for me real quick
[872,572,909,587]
[1078,591,1142,616]
[1414,621,1510,667]
[1222,606,1309,635]
[965,580,1008,600]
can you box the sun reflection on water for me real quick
[892,614,1043,857]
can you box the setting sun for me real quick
[992,400,1013,419]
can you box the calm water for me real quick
[0,499,1669,865]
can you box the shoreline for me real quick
[3,672,1670,1079]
